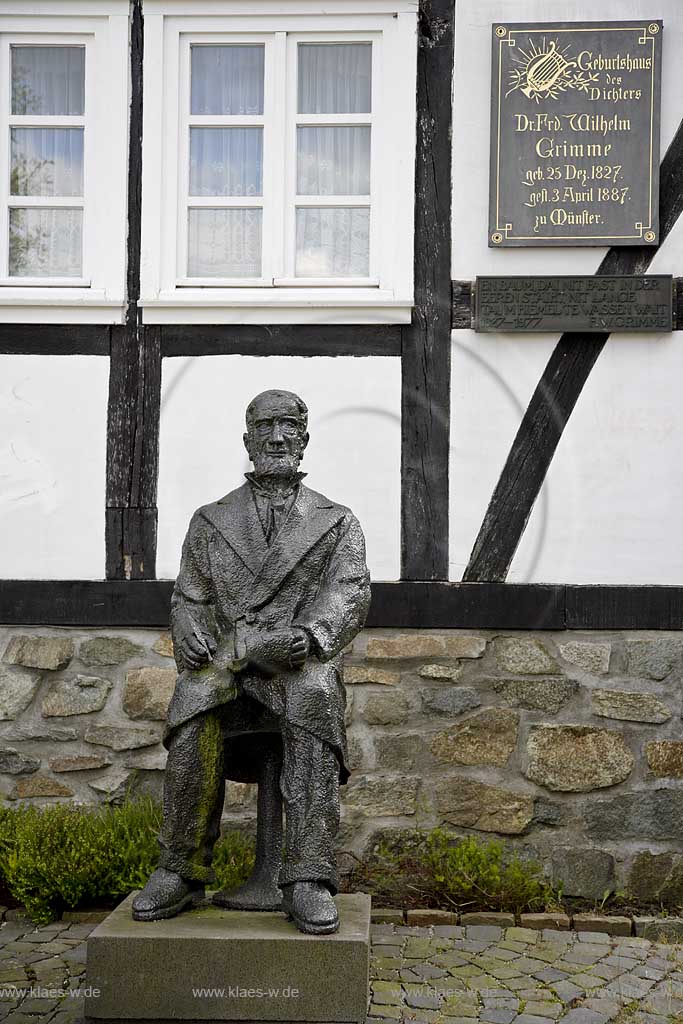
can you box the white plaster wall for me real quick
[157,355,401,581]
[0,355,108,579]
[450,0,683,584]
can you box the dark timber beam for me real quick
[161,324,402,357]
[2,581,683,630]
[0,325,110,355]
[463,117,683,582]
[105,0,161,580]
[401,0,455,580]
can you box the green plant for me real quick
[347,828,560,914]
[0,797,257,925]
[209,831,256,892]
[0,797,163,925]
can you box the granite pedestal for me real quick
[84,892,370,1024]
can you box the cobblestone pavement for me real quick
[2,918,683,1023]
[370,924,683,1024]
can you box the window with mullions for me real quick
[141,4,416,323]
[180,37,374,285]
[6,43,85,281]
[0,7,129,323]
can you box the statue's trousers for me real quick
[156,706,341,893]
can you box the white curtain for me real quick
[191,45,264,116]
[296,126,370,196]
[9,208,82,277]
[297,43,372,114]
[189,127,263,197]
[11,128,84,197]
[187,208,262,277]
[295,208,369,277]
[11,46,85,116]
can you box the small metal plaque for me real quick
[475,275,673,332]
[489,21,662,246]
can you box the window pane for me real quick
[189,128,262,197]
[11,46,85,116]
[191,46,264,115]
[188,208,262,277]
[295,207,369,277]
[297,126,370,196]
[298,44,371,114]
[11,128,84,197]
[9,208,83,277]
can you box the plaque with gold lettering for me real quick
[489,21,662,247]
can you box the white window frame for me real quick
[141,1,418,325]
[0,2,129,324]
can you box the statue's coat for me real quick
[165,481,371,784]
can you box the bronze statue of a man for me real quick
[132,390,371,934]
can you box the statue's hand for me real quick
[247,629,310,674]
[179,630,217,671]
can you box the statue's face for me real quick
[244,395,308,478]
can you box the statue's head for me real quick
[244,390,309,480]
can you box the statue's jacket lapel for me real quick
[199,482,346,619]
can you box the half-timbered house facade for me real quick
[1,0,682,902]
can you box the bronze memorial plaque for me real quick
[489,21,662,247]
[474,276,673,333]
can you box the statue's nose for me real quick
[269,422,284,442]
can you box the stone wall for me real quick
[1,625,682,904]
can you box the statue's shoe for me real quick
[132,868,205,921]
[212,879,283,911]
[281,882,339,935]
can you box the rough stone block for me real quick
[417,664,463,681]
[84,725,162,751]
[362,692,410,726]
[0,666,41,720]
[633,916,683,940]
[42,675,112,717]
[435,776,533,835]
[625,639,681,681]
[550,848,615,901]
[626,851,674,901]
[374,734,425,771]
[572,914,631,936]
[491,677,576,714]
[344,666,400,686]
[79,637,144,667]
[49,754,113,773]
[12,774,73,799]
[343,776,418,817]
[430,709,519,767]
[85,892,370,1022]
[366,635,485,661]
[585,789,683,841]
[558,642,610,676]
[88,768,131,800]
[3,635,73,671]
[0,749,40,774]
[519,914,570,931]
[420,686,481,717]
[591,690,671,724]
[152,634,174,658]
[123,666,177,720]
[526,725,634,792]
[646,741,683,778]
[494,638,558,675]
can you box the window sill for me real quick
[140,288,413,325]
[0,288,125,324]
